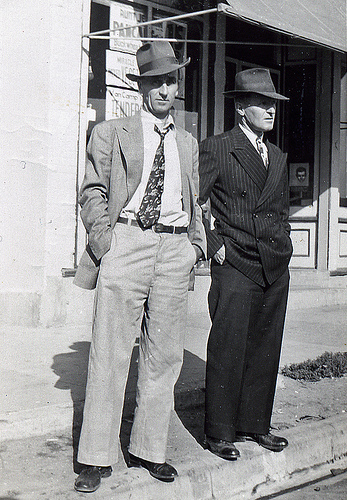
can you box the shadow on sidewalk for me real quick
[51,341,90,472]
[51,344,206,470]
[175,350,206,447]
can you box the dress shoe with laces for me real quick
[128,453,178,482]
[235,432,288,452]
[205,436,240,460]
[74,465,112,492]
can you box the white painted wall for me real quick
[0,0,90,325]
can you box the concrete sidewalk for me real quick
[0,273,347,499]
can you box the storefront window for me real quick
[284,64,316,207]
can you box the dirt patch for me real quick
[272,373,347,430]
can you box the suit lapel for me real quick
[231,127,268,190]
[116,114,144,200]
[117,117,191,214]
[256,141,287,207]
[176,127,190,212]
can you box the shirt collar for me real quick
[239,123,265,149]
[141,107,175,132]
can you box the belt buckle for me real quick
[152,223,170,233]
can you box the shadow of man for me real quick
[174,349,206,447]
[51,342,206,472]
[51,341,90,473]
[51,341,140,472]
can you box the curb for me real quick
[91,414,347,500]
[1,405,346,499]
[287,287,347,309]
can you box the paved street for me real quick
[260,471,347,499]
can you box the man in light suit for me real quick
[199,68,293,460]
[73,41,206,492]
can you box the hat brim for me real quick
[126,58,191,81]
[224,90,289,101]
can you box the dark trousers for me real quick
[205,261,290,442]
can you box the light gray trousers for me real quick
[77,222,196,466]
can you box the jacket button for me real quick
[241,190,247,197]
[253,214,258,218]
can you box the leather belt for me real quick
[117,216,188,234]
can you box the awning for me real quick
[84,2,346,53]
[221,1,347,53]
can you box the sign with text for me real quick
[109,2,146,54]
[106,87,142,120]
[105,3,188,117]
[106,50,138,89]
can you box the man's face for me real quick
[139,71,179,119]
[236,94,277,135]
[296,169,306,182]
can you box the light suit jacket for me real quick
[199,125,292,286]
[74,113,206,290]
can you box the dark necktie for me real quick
[137,124,171,229]
[256,137,268,168]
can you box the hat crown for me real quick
[224,67,289,100]
[126,41,190,81]
[137,41,178,70]
[235,68,276,94]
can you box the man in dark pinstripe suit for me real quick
[199,68,293,460]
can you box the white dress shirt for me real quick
[239,123,268,167]
[121,108,189,227]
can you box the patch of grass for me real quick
[281,351,347,381]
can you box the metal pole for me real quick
[83,7,218,37]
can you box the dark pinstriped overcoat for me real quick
[199,125,293,286]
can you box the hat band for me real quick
[139,56,180,75]
[236,83,276,93]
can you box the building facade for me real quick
[1,0,346,325]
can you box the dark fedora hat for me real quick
[224,68,289,100]
[126,41,190,81]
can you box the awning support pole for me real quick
[83,7,218,38]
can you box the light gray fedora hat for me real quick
[126,41,190,81]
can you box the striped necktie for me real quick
[256,137,268,168]
[137,124,171,229]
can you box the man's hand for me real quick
[213,244,225,265]
[192,244,203,263]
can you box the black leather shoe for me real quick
[128,453,178,482]
[205,436,240,460]
[74,465,112,492]
[236,432,288,452]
